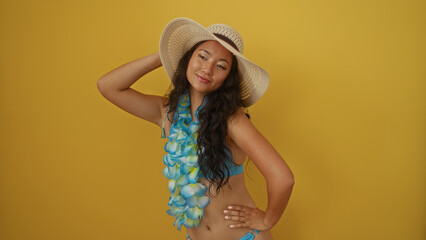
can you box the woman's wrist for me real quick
[263,212,278,229]
[150,52,163,69]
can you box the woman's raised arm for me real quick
[97,52,165,126]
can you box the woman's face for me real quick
[186,40,233,95]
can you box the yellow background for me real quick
[1,0,425,239]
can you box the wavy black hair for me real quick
[164,40,245,194]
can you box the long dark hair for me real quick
[164,41,244,194]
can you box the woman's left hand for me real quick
[223,205,272,231]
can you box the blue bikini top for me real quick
[198,148,244,178]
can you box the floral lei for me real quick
[163,91,210,231]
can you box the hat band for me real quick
[213,33,239,52]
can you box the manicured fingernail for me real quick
[225,216,229,219]
[230,225,235,228]
[223,210,228,213]
[228,206,233,209]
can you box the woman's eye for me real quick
[198,54,207,60]
[217,64,226,70]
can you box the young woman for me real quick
[97,17,294,240]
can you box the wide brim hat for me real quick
[159,17,269,107]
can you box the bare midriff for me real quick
[187,174,269,240]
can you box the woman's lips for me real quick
[196,75,210,83]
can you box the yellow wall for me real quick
[1,0,425,239]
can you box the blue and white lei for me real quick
[163,92,210,231]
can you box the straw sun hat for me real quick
[159,17,269,107]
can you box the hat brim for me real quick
[159,17,269,107]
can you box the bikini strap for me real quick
[161,105,171,138]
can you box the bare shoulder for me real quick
[227,108,250,125]
[226,108,263,154]
[227,108,258,138]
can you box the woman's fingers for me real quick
[223,205,249,217]
[223,209,244,216]
[222,205,269,230]
[224,215,247,221]
[223,205,252,224]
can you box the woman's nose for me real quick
[202,61,214,75]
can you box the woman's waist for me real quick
[186,174,256,239]
[195,187,254,229]
[187,202,255,240]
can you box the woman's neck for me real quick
[189,88,206,121]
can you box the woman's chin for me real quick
[190,85,211,95]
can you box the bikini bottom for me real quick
[187,229,260,240]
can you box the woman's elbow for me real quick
[97,77,114,97]
[97,77,107,94]
[268,172,295,190]
[283,174,295,189]
[279,171,295,189]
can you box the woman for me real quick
[97,17,294,240]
